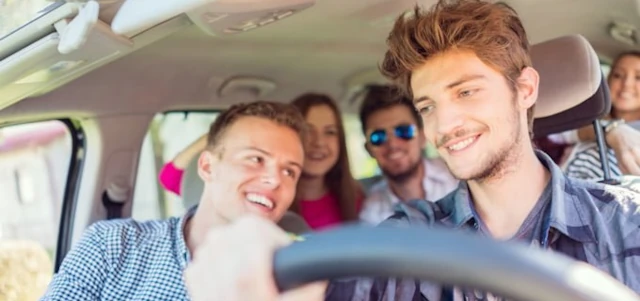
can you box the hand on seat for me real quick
[607,124,640,175]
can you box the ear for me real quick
[197,150,218,182]
[516,66,540,111]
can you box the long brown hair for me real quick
[289,93,361,222]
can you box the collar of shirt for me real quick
[175,205,198,268]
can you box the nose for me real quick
[623,74,636,90]
[260,165,282,189]
[386,132,405,149]
[434,101,465,136]
[309,129,325,147]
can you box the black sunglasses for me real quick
[368,124,417,146]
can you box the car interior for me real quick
[0,0,639,300]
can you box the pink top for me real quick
[299,193,363,231]
[159,162,184,196]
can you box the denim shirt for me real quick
[326,150,640,300]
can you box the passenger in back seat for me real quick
[357,85,458,224]
[556,51,640,180]
[289,93,364,230]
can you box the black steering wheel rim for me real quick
[273,225,639,301]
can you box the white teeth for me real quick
[246,193,274,209]
[307,152,326,160]
[620,92,636,99]
[448,137,475,151]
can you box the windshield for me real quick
[0,0,62,40]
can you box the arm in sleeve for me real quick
[158,161,185,196]
[39,223,110,301]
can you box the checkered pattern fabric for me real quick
[40,208,196,300]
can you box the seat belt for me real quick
[102,182,129,220]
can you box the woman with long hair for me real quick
[552,51,640,179]
[289,93,364,230]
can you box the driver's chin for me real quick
[447,153,496,181]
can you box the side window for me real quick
[0,120,72,300]
[132,112,219,220]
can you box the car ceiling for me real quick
[0,0,639,123]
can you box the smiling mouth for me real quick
[619,92,637,99]
[445,135,480,153]
[246,192,274,210]
[388,151,405,160]
[307,152,327,160]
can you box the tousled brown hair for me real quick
[289,93,361,222]
[207,101,307,152]
[381,0,536,132]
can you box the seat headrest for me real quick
[532,35,602,118]
[533,76,610,137]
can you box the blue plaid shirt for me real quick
[40,208,197,300]
[326,150,640,300]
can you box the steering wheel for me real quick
[273,225,640,301]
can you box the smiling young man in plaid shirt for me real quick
[40,101,309,300]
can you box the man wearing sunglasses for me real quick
[358,84,458,224]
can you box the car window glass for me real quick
[0,120,72,300]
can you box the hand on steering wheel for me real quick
[183,216,326,301]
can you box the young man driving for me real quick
[40,101,310,300]
[183,0,640,300]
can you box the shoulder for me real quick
[81,217,179,255]
[379,191,458,228]
[362,179,391,203]
[567,176,640,204]
[565,176,640,226]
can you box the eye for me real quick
[283,168,297,178]
[325,129,338,136]
[418,104,434,115]
[249,156,264,164]
[459,89,474,98]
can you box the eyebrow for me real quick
[245,147,303,170]
[413,74,487,104]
